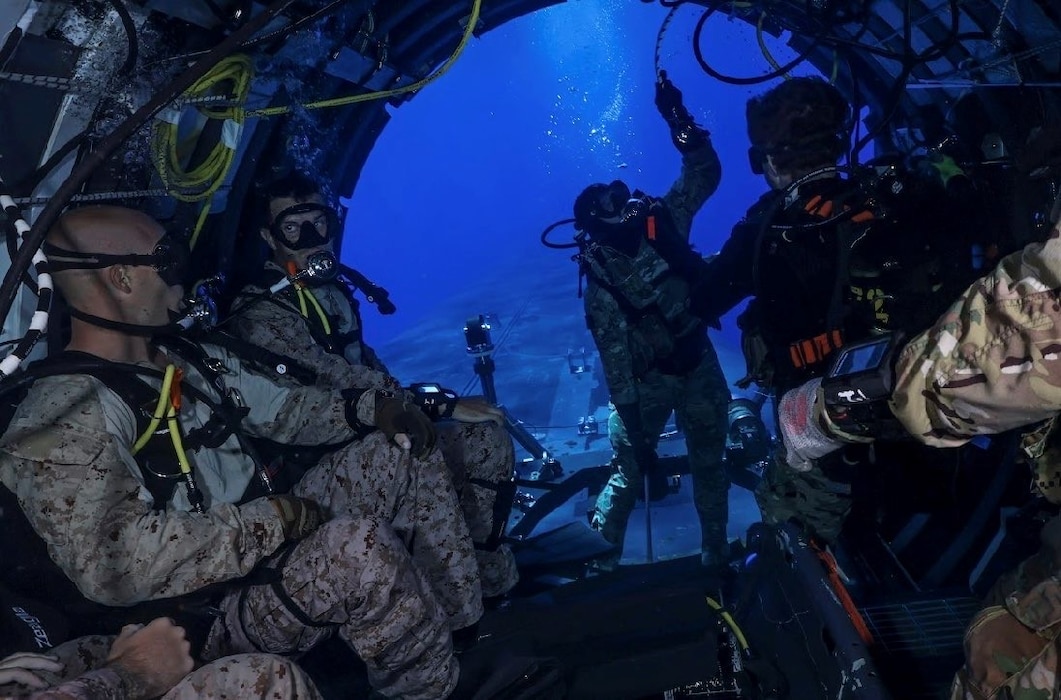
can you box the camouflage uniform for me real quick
[890,225,1061,446]
[887,226,1061,698]
[0,635,321,700]
[0,341,481,699]
[232,265,519,597]
[586,139,731,562]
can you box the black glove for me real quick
[375,395,438,459]
[655,70,691,128]
[269,495,325,541]
[656,71,710,154]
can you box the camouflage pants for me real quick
[0,634,321,699]
[203,517,457,700]
[951,516,1061,699]
[295,430,483,630]
[437,420,520,598]
[754,449,853,544]
[591,347,730,557]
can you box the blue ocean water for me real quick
[345,1,820,419]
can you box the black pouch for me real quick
[0,581,72,656]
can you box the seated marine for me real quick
[229,171,519,598]
[0,205,533,699]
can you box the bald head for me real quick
[45,205,184,354]
[47,206,162,306]
[48,205,161,256]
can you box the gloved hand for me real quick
[777,378,846,472]
[655,70,692,128]
[375,395,438,458]
[655,71,710,154]
[269,495,325,541]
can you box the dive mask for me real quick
[597,180,631,219]
[574,180,632,232]
[44,230,191,286]
[270,202,340,251]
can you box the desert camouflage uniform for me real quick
[0,634,321,700]
[233,267,519,597]
[887,226,1061,698]
[586,139,731,562]
[0,341,481,699]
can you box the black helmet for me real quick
[573,180,631,233]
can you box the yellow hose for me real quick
[300,286,332,335]
[706,596,750,651]
[132,364,176,455]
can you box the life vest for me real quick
[744,178,882,389]
[0,342,259,651]
[255,266,368,359]
[579,198,710,376]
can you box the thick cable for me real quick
[248,0,482,118]
[692,3,817,86]
[0,0,298,340]
[0,194,52,378]
[653,2,682,78]
[105,0,139,76]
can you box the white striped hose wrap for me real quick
[0,194,52,377]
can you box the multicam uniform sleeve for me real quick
[585,283,639,406]
[660,138,722,241]
[230,289,401,394]
[0,376,286,606]
[889,227,1061,447]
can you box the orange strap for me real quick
[788,330,843,369]
[646,215,657,241]
[813,542,875,646]
[804,195,875,224]
[169,368,184,412]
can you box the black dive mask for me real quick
[616,191,652,224]
[597,180,631,219]
[269,202,339,251]
[44,231,191,286]
[574,180,633,234]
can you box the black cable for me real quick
[12,132,89,196]
[851,63,914,161]
[152,0,350,66]
[12,0,153,196]
[540,218,579,249]
[0,0,299,335]
[105,0,139,76]
[1,201,37,295]
[692,3,818,86]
